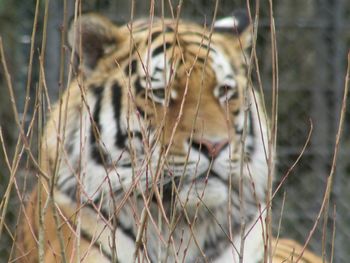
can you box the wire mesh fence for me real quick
[0,0,349,262]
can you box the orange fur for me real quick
[272,238,326,263]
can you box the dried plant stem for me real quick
[330,204,336,263]
[271,191,286,257]
[265,1,278,262]
[272,120,313,199]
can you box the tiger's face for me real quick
[65,13,258,208]
[134,38,241,154]
[132,28,248,205]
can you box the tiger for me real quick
[16,10,325,263]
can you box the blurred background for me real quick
[0,0,349,261]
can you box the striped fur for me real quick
[16,11,321,263]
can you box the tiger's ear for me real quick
[214,9,251,49]
[68,14,125,72]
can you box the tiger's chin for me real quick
[175,173,229,212]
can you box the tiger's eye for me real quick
[215,84,238,103]
[218,85,229,97]
[152,88,165,99]
[147,88,166,104]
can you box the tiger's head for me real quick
[66,11,266,209]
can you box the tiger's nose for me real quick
[193,138,229,158]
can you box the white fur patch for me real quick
[214,17,239,29]
[140,51,171,89]
[212,211,266,263]
[211,48,237,87]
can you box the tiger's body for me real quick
[16,11,325,263]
